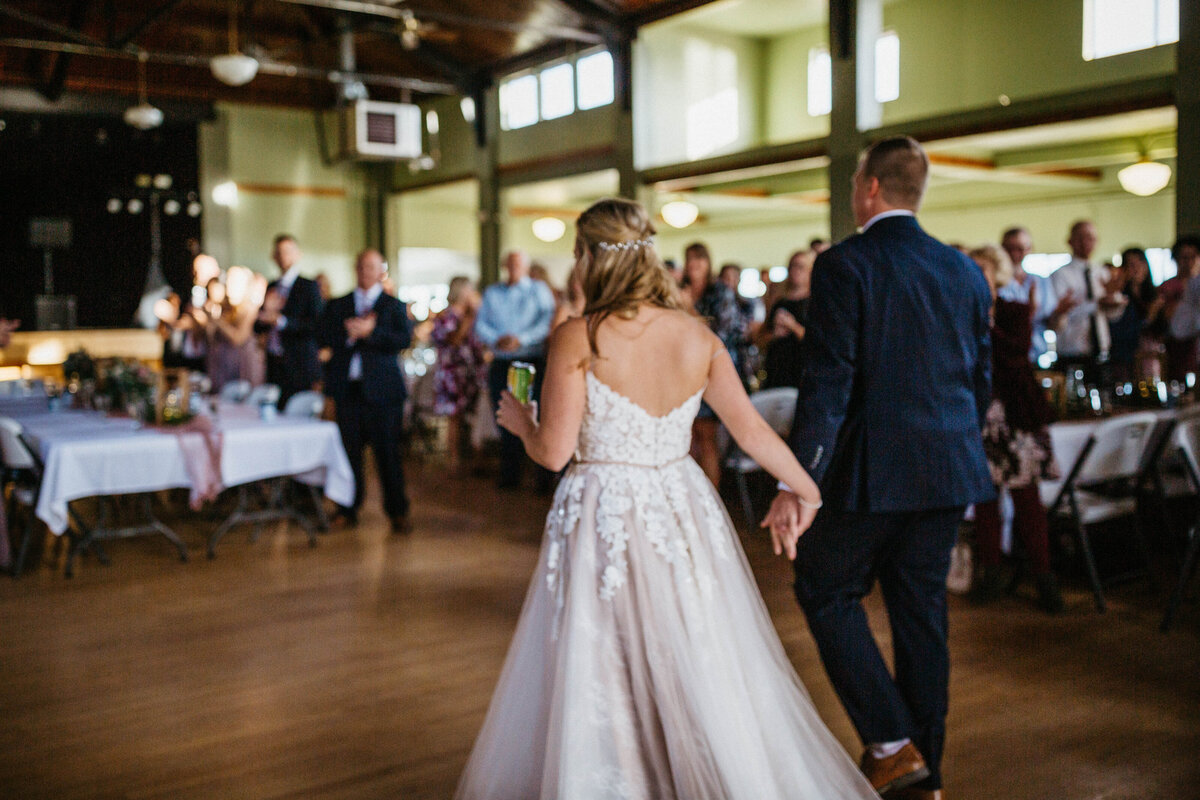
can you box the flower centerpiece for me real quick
[96,358,157,419]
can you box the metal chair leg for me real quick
[1162,524,1200,632]
[1070,495,1107,613]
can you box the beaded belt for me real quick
[572,455,689,469]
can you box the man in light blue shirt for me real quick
[475,250,557,489]
[998,226,1059,365]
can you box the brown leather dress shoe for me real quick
[860,742,930,795]
[889,787,943,800]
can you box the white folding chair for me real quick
[218,379,252,403]
[283,390,324,419]
[0,416,43,577]
[718,387,799,528]
[1162,418,1200,631]
[245,383,281,407]
[1044,411,1160,612]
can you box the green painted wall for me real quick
[199,103,371,296]
[761,0,1176,141]
[634,24,767,168]
[764,26,831,143]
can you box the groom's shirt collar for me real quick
[861,209,915,232]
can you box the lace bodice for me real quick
[576,372,703,466]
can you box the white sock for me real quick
[869,738,911,759]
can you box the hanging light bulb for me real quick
[531,217,566,243]
[661,200,700,229]
[1117,159,1172,197]
[211,0,259,86]
[124,51,163,130]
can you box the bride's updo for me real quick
[574,198,685,353]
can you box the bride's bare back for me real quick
[588,307,718,416]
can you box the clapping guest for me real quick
[681,243,743,485]
[1049,220,1127,382]
[999,226,1062,364]
[432,276,486,474]
[205,267,265,390]
[759,250,813,390]
[318,249,413,533]
[1108,248,1163,381]
[255,234,323,407]
[475,250,556,491]
[969,245,1063,613]
[1164,235,1200,381]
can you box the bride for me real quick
[455,198,879,800]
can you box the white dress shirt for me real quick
[348,282,384,381]
[860,209,915,232]
[1049,258,1120,358]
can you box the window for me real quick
[1083,0,1178,60]
[875,32,900,103]
[499,74,538,130]
[577,50,615,110]
[539,63,575,120]
[807,33,900,117]
[498,50,614,130]
[807,48,832,117]
[1022,253,1072,278]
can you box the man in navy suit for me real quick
[256,234,323,407]
[764,137,993,800]
[318,249,413,533]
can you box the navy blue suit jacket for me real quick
[788,214,995,513]
[255,275,324,389]
[318,291,411,406]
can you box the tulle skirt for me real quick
[455,458,878,800]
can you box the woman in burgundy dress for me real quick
[969,245,1063,613]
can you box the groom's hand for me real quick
[761,492,803,561]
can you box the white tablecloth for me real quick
[0,401,353,534]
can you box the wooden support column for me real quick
[827,0,880,242]
[478,83,502,287]
[611,31,638,200]
[1178,0,1200,236]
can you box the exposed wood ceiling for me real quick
[0,0,716,110]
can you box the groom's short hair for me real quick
[861,136,929,210]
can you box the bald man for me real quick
[318,249,413,533]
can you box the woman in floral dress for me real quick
[432,276,486,472]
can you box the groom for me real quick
[764,137,993,800]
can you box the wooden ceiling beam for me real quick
[41,0,92,101]
[0,2,106,47]
[109,0,190,49]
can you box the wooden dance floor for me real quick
[1,460,1198,799]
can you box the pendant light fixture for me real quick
[123,51,164,130]
[211,0,259,86]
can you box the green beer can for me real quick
[507,361,536,405]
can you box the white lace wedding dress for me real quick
[455,372,879,800]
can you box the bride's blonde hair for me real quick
[574,198,685,354]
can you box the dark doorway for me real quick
[0,113,202,329]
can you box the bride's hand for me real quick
[497,391,537,439]
[760,491,820,560]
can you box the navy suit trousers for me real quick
[792,506,962,790]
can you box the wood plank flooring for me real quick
[1,460,1198,800]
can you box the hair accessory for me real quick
[596,237,653,253]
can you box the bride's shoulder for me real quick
[547,316,592,358]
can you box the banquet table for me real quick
[0,397,354,573]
